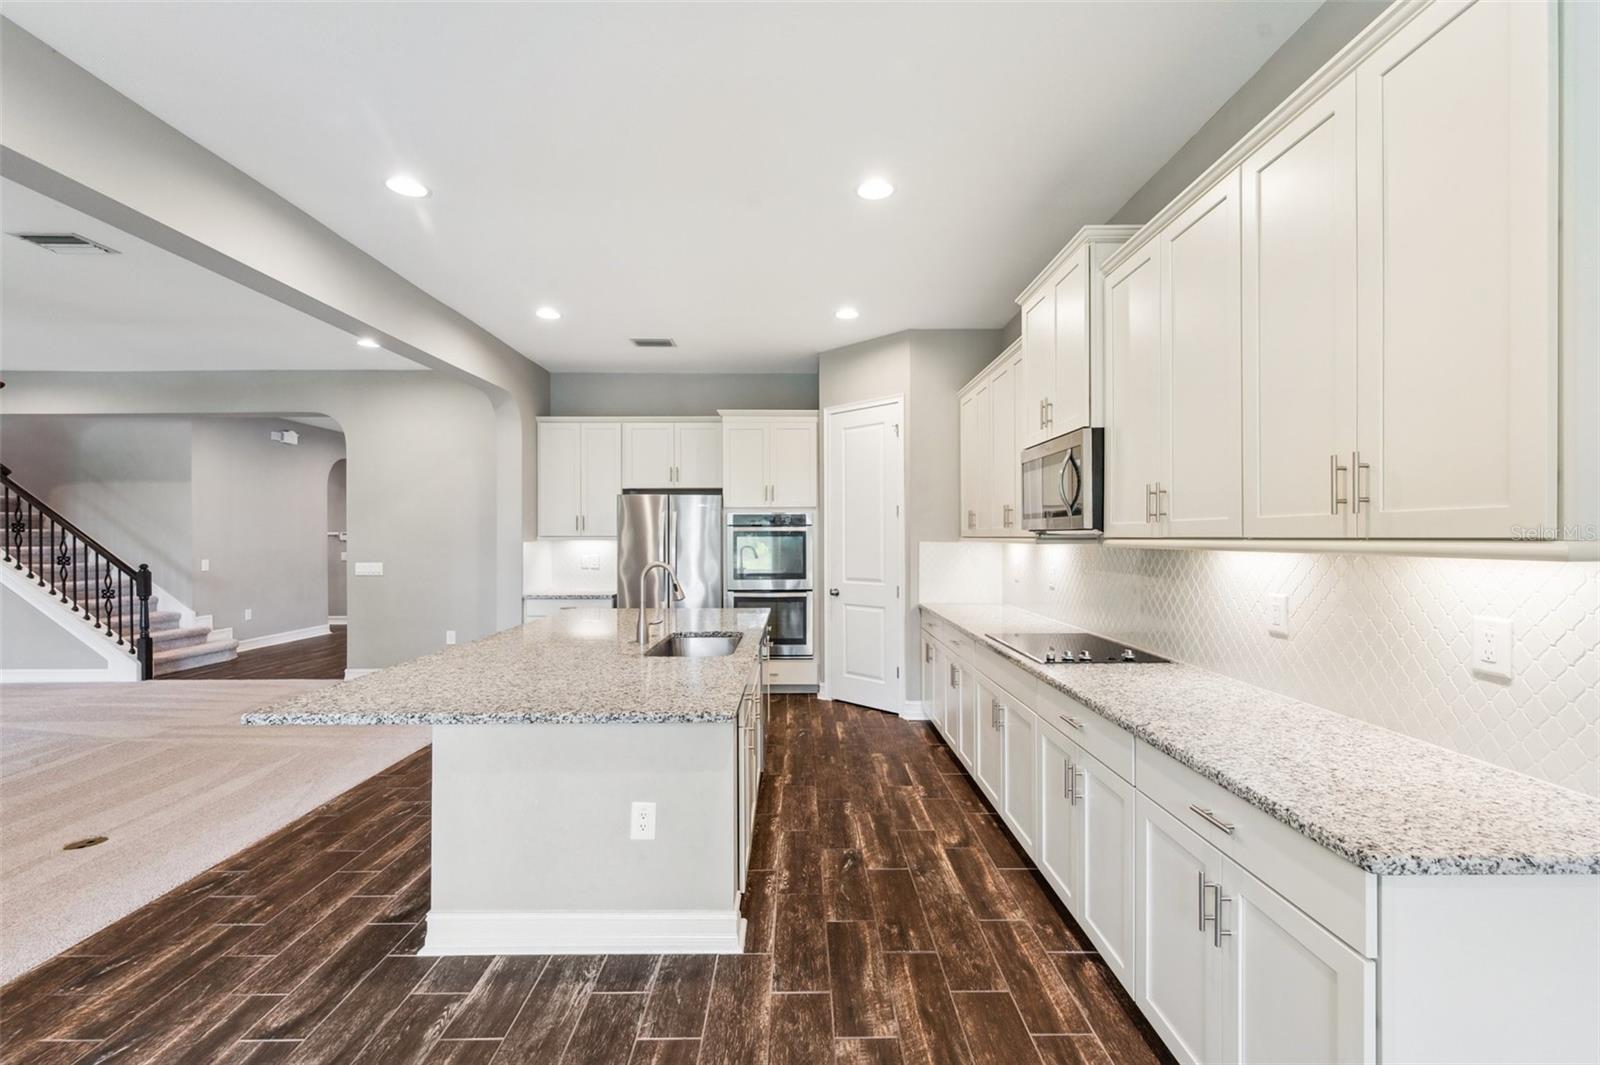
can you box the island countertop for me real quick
[242,607,769,726]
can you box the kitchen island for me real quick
[244,607,771,955]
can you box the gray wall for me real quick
[327,459,348,618]
[190,417,344,640]
[817,329,1001,703]
[0,415,195,603]
[1109,0,1389,225]
[1,584,107,669]
[2,371,504,671]
[551,373,819,416]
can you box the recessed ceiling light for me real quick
[384,174,430,198]
[856,177,894,201]
[535,306,562,321]
[835,306,860,321]
[355,337,381,348]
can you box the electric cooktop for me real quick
[986,631,1168,665]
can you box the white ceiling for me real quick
[0,179,418,372]
[4,2,1317,374]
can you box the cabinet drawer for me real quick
[1136,741,1375,957]
[975,643,1038,706]
[1034,684,1135,784]
[764,657,817,688]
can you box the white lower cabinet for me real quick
[922,636,943,741]
[1136,794,1225,1065]
[1000,698,1037,855]
[973,672,1008,808]
[1222,859,1374,1064]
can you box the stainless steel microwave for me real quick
[1021,427,1104,534]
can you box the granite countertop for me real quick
[243,607,768,727]
[524,591,616,600]
[922,603,1600,876]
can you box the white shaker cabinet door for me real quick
[1037,722,1080,914]
[959,389,988,537]
[1221,858,1375,1064]
[1104,246,1165,538]
[622,422,677,489]
[536,422,583,538]
[1001,699,1037,858]
[1076,751,1137,995]
[1161,168,1242,538]
[578,422,622,537]
[1052,248,1092,436]
[953,660,973,770]
[1020,284,1055,448]
[1242,76,1358,539]
[723,423,769,507]
[768,421,818,508]
[1136,794,1224,1065]
[972,674,1007,809]
[989,354,1021,534]
[1354,0,1556,538]
[674,422,723,489]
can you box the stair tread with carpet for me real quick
[151,636,242,675]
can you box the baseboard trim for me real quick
[237,624,332,653]
[328,616,348,627]
[419,909,746,956]
[344,667,379,680]
[0,668,129,684]
[898,699,931,721]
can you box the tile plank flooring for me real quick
[0,694,1173,1064]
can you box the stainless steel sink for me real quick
[645,633,743,658]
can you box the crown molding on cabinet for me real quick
[957,337,1023,401]
[1016,225,1143,306]
[1101,0,1434,276]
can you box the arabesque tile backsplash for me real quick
[961,543,1597,797]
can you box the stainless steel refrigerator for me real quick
[616,492,723,609]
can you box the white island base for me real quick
[420,720,748,956]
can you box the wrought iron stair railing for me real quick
[1,463,154,679]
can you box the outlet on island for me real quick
[630,801,656,841]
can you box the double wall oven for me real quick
[724,512,813,658]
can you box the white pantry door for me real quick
[824,398,905,713]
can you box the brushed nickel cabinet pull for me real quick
[1156,483,1168,520]
[1330,454,1349,514]
[1352,451,1370,515]
[1058,714,1083,731]
[1213,887,1233,947]
[1189,804,1236,835]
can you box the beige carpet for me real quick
[0,680,428,984]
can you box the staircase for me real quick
[2,464,238,678]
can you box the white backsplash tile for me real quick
[523,539,617,595]
[918,541,1003,604]
[928,541,1597,797]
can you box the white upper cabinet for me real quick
[989,343,1025,534]
[959,385,988,537]
[1104,246,1166,538]
[1243,76,1359,539]
[1162,168,1243,537]
[720,413,818,508]
[1052,252,1092,436]
[622,421,722,490]
[1021,284,1056,448]
[537,420,621,537]
[1355,0,1556,538]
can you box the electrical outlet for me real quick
[445,630,456,645]
[581,554,600,571]
[630,801,656,841]
[200,558,210,572]
[244,607,253,621]
[1472,616,1513,680]
[1266,593,1290,637]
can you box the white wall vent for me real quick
[9,232,121,255]
[629,338,677,348]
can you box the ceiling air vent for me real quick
[630,338,677,349]
[11,233,120,256]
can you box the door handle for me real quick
[828,588,840,597]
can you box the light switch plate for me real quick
[200,558,210,572]
[1472,616,1513,680]
[354,562,384,577]
[244,608,252,621]
[1266,593,1290,637]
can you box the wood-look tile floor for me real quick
[0,694,1174,1065]
[170,629,348,681]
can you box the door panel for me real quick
[536,422,583,537]
[1104,249,1164,538]
[1222,858,1375,1064]
[723,424,768,507]
[972,673,1007,807]
[959,388,988,537]
[1355,0,1555,537]
[1021,286,1054,448]
[675,423,723,488]
[1136,794,1223,1065]
[622,423,676,489]
[1243,78,1358,538]
[1037,722,1078,912]
[1001,701,1037,857]
[953,660,972,769]
[1079,752,1137,993]
[769,421,818,507]
[824,403,903,711]
[1053,250,1091,434]
[988,361,1019,534]
[578,422,622,537]
[1162,169,1243,537]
